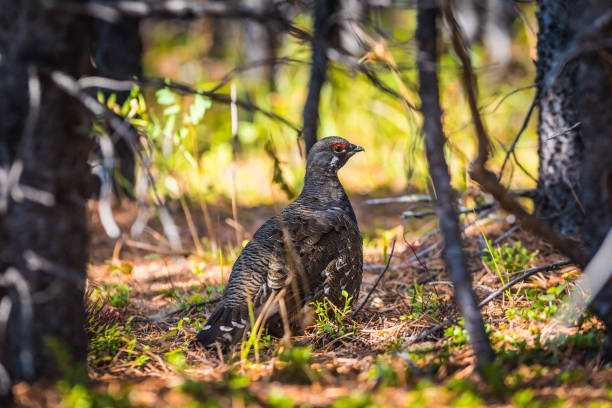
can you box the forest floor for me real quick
[13,194,612,408]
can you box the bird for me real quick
[196,136,364,348]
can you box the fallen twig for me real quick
[352,239,396,317]
[132,298,221,323]
[363,194,431,206]
[402,202,494,219]
[403,260,575,347]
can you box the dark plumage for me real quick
[196,136,364,348]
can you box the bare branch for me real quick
[497,92,538,181]
[352,238,396,317]
[50,70,183,251]
[442,3,589,267]
[416,0,494,368]
[52,0,311,40]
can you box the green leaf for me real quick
[156,88,176,105]
[189,94,211,124]
[163,104,181,116]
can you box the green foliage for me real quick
[444,318,469,345]
[267,388,295,408]
[482,241,536,275]
[400,281,440,320]
[94,283,131,309]
[275,346,319,385]
[312,290,357,338]
[330,393,373,408]
[505,281,568,322]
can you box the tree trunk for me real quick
[568,0,612,345]
[416,0,494,372]
[0,0,91,400]
[93,16,142,198]
[302,0,339,155]
[534,0,584,236]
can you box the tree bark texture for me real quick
[567,0,612,342]
[0,0,91,397]
[93,15,143,198]
[416,0,494,371]
[302,0,339,155]
[535,0,584,235]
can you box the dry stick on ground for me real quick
[352,239,396,318]
[415,0,494,369]
[404,260,574,348]
[131,297,222,323]
[442,3,589,268]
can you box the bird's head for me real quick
[306,136,364,172]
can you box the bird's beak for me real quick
[349,145,365,156]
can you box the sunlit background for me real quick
[106,5,540,210]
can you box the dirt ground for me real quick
[14,195,612,407]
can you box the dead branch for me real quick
[363,194,432,206]
[497,92,538,181]
[52,0,310,41]
[416,0,494,368]
[352,238,396,317]
[402,202,494,219]
[132,297,222,323]
[50,70,183,251]
[442,3,589,267]
[78,75,302,134]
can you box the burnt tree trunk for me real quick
[567,0,612,343]
[0,0,91,399]
[302,0,339,155]
[416,0,494,372]
[534,0,584,235]
[93,15,143,198]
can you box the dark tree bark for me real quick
[416,0,494,372]
[302,0,339,155]
[0,0,91,400]
[534,0,584,235]
[566,0,612,344]
[92,15,143,198]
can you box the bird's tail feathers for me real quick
[196,303,250,348]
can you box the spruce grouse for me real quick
[196,136,364,347]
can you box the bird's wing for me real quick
[196,208,356,347]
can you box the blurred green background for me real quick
[112,6,539,208]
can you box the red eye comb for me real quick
[331,143,346,150]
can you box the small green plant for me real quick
[88,318,132,365]
[444,319,469,345]
[400,281,440,320]
[274,346,319,384]
[94,283,131,309]
[505,281,569,322]
[482,240,536,301]
[312,290,357,338]
[482,241,536,275]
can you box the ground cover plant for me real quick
[14,197,612,407]
[3,0,612,407]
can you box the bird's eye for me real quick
[331,143,346,153]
